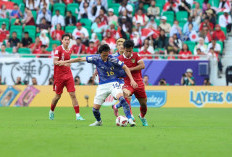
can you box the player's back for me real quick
[54,45,73,80]
[118,52,143,83]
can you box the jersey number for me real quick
[106,71,114,76]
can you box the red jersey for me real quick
[52,30,65,41]
[118,52,143,84]
[53,45,73,80]
[178,50,193,59]
[71,44,86,54]
[0,29,9,42]
[30,41,42,54]
[86,46,97,54]
[139,50,152,59]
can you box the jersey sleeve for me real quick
[54,47,60,59]
[86,55,97,64]
[136,53,142,63]
[110,56,124,68]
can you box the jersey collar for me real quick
[123,53,133,59]
[61,45,70,52]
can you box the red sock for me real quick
[51,104,56,111]
[74,105,79,114]
[140,105,147,118]
[126,98,133,115]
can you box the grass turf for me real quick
[0,107,231,157]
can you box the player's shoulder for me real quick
[132,52,139,57]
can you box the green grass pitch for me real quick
[0,107,231,157]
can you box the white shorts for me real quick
[94,82,123,105]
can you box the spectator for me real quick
[219,10,232,33]
[118,0,133,18]
[91,17,105,34]
[107,8,118,25]
[39,30,49,46]
[194,48,206,60]
[72,23,89,44]
[15,77,22,85]
[183,16,199,34]
[86,40,97,54]
[203,78,212,86]
[79,2,92,19]
[131,29,141,48]
[166,37,179,54]
[0,4,9,18]
[207,48,222,78]
[163,0,179,12]
[119,16,132,36]
[36,0,50,11]
[202,0,208,12]
[156,29,168,48]
[205,3,216,25]
[22,8,35,26]
[212,25,226,42]
[37,17,50,33]
[8,32,20,48]
[0,23,9,45]
[51,24,65,41]
[30,37,42,54]
[199,17,214,32]
[25,0,37,10]
[190,2,202,25]
[103,31,116,50]
[143,75,151,86]
[32,77,38,85]
[141,39,155,54]
[0,45,9,57]
[193,38,208,55]
[173,33,182,49]
[146,16,157,29]
[179,44,192,59]
[51,44,57,57]
[91,0,106,20]
[36,7,52,25]
[135,2,146,13]
[98,8,108,26]
[178,0,191,13]
[207,39,221,54]
[0,75,5,85]
[87,76,97,85]
[139,43,152,59]
[51,10,65,27]
[181,68,195,86]
[158,78,167,86]
[65,11,76,26]
[38,45,50,58]
[183,23,198,41]
[10,4,23,19]
[147,0,160,18]
[159,16,171,34]
[74,76,84,85]
[167,50,176,60]
[219,0,231,12]
[199,25,212,43]
[14,18,22,25]
[71,37,86,54]
[21,32,33,48]
[170,20,182,38]
[90,33,100,48]
[105,23,117,39]
[133,9,149,27]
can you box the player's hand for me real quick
[131,80,138,89]
[56,61,66,66]
[64,63,71,67]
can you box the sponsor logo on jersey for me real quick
[131,90,167,107]
[131,59,135,63]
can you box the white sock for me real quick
[76,113,80,117]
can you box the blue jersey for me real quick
[112,52,126,84]
[86,54,124,84]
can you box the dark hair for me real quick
[123,40,134,48]
[62,33,70,40]
[181,44,189,51]
[143,75,149,78]
[67,11,72,14]
[13,4,18,6]
[24,32,29,34]
[41,45,47,48]
[196,48,201,51]
[98,44,110,54]
[12,31,17,34]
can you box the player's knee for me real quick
[69,93,76,99]
[56,94,61,100]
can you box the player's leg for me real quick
[49,81,64,120]
[89,85,108,126]
[69,92,85,120]
[66,77,85,120]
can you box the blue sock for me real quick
[119,96,132,119]
[92,108,101,121]
[115,102,122,109]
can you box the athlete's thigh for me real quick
[65,77,75,93]
[110,82,123,99]
[123,84,134,97]
[94,84,111,105]
[134,83,147,100]
[53,79,65,95]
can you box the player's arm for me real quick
[56,57,87,66]
[122,64,138,89]
[129,60,145,72]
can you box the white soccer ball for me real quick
[116,115,128,127]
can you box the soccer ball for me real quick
[116,115,128,127]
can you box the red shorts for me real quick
[53,77,75,95]
[123,81,147,98]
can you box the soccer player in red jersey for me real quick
[115,40,148,126]
[49,34,84,121]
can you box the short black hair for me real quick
[98,44,110,54]
[41,45,47,48]
[123,40,134,48]
[62,33,70,40]
[24,32,29,34]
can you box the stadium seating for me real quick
[10,25,23,39]
[32,10,37,22]
[65,26,76,33]
[110,3,120,16]
[5,48,13,53]
[80,18,92,27]
[18,48,31,54]
[209,0,220,7]
[67,3,79,18]
[24,25,36,42]
[184,41,196,54]
[217,41,224,54]
[163,11,174,23]
[176,11,188,22]
[52,3,66,16]
[0,18,10,30]
[49,40,61,49]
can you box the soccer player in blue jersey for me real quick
[56,44,138,127]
